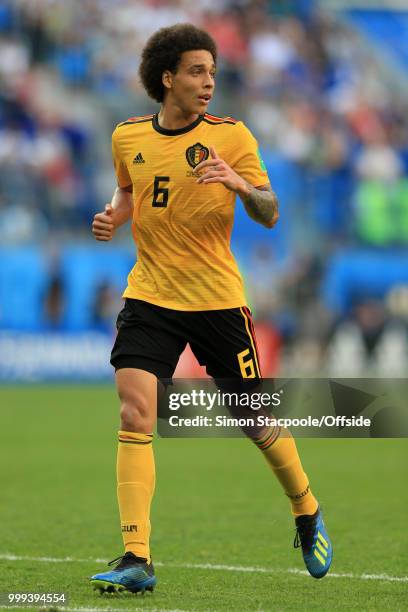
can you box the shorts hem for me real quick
[111,355,173,380]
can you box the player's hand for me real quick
[195,146,250,196]
[92,203,116,241]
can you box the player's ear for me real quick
[162,70,172,91]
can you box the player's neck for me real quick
[158,105,200,131]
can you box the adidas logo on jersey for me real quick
[133,153,145,164]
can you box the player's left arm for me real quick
[196,147,279,228]
[237,182,279,229]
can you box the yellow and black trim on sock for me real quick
[253,426,281,450]
[118,432,153,445]
[286,483,311,502]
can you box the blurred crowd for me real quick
[1,0,408,374]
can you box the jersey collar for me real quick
[152,113,204,136]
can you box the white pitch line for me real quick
[180,563,408,583]
[0,553,407,584]
[287,568,408,582]
[0,608,189,612]
[0,554,108,564]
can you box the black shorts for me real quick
[110,298,261,386]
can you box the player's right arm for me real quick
[92,126,134,242]
[92,185,133,241]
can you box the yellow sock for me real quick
[117,431,155,562]
[254,427,318,516]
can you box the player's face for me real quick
[164,50,215,116]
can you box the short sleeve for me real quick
[112,128,132,189]
[229,122,269,187]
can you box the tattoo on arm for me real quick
[240,183,279,228]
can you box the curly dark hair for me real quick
[139,24,217,103]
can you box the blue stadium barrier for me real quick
[60,244,133,330]
[2,244,408,332]
[345,9,408,73]
[322,249,408,315]
[0,246,49,330]
[232,154,299,259]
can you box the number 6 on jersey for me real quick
[152,176,170,207]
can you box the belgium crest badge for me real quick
[185,143,209,169]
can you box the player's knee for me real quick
[119,391,154,432]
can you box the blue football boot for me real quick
[294,507,333,578]
[90,552,157,594]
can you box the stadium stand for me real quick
[0,0,407,376]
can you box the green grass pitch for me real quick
[0,385,407,611]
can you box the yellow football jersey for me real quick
[112,112,269,310]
